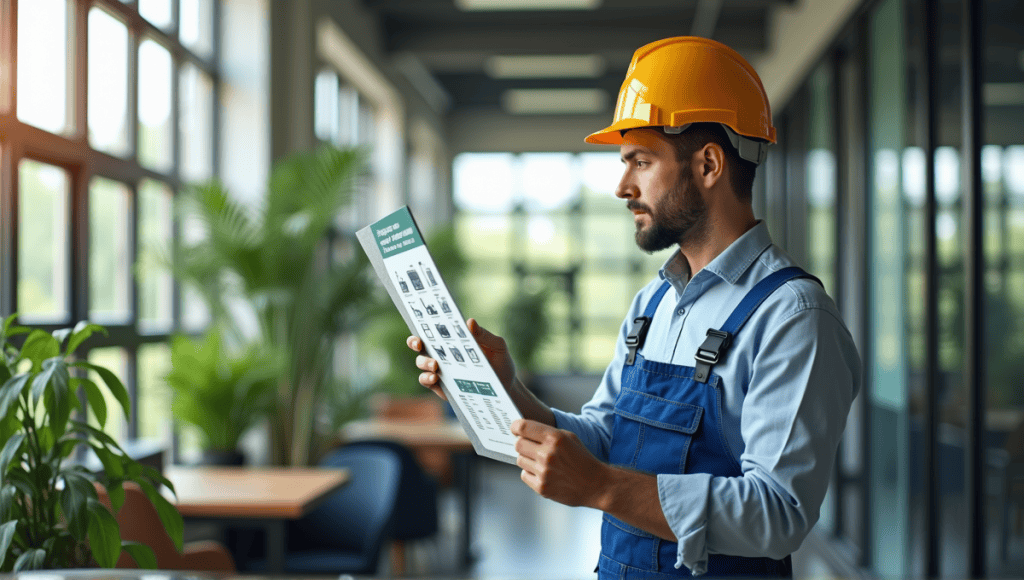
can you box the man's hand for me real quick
[511,419,610,508]
[407,318,517,399]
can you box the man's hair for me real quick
[666,123,757,203]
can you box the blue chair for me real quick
[279,444,404,575]
[343,440,440,573]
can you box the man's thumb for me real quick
[467,318,504,349]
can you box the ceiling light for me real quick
[502,88,607,115]
[455,0,601,11]
[485,55,605,79]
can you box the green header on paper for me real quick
[371,206,424,258]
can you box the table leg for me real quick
[266,519,286,574]
[454,451,476,569]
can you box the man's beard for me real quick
[629,170,709,253]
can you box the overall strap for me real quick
[625,281,671,365]
[694,267,822,383]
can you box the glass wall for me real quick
[452,152,672,374]
[983,0,1024,575]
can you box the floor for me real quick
[401,459,604,579]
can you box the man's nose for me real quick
[614,170,637,199]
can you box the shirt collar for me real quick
[658,220,773,290]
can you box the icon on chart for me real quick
[436,324,451,339]
[437,296,452,314]
[409,302,423,318]
[420,262,438,287]
[407,268,424,291]
[420,323,434,340]
[466,347,480,363]
[421,298,438,316]
[454,324,466,339]
[450,347,465,363]
[397,273,409,293]
[434,345,447,361]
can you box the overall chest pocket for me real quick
[608,387,703,475]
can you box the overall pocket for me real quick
[608,387,703,475]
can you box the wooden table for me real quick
[342,419,477,569]
[165,466,350,574]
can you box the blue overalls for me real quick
[599,267,819,579]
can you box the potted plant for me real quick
[164,331,280,465]
[501,281,552,391]
[169,145,374,466]
[0,315,183,571]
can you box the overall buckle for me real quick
[694,328,731,383]
[625,316,651,366]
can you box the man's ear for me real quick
[693,143,726,190]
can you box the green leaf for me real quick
[20,330,58,371]
[0,433,25,477]
[72,362,130,420]
[70,420,126,454]
[12,548,45,571]
[0,485,16,521]
[51,327,73,349]
[137,479,183,553]
[86,497,121,568]
[106,480,125,514]
[31,357,68,409]
[80,377,107,428]
[140,465,176,497]
[67,322,107,358]
[121,541,157,569]
[0,373,30,420]
[61,472,96,541]
[89,442,125,480]
[0,520,16,568]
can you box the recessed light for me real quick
[502,88,607,114]
[455,0,601,11]
[485,55,605,79]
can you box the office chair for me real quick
[343,439,440,573]
[97,481,236,572]
[273,443,404,575]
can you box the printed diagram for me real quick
[437,295,452,314]
[467,347,480,363]
[409,302,423,318]
[407,267,424,290]
[450,347,465,363]
[436,323,450,338]
[421,298,438,315]
[434,345,447,361]
[454,379,497,397]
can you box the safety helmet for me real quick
[585,36,775,165]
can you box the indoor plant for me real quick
[0,315,183,571]
[164,331,280,464]
[169,145,374,466]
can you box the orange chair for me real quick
[96,481,236,572]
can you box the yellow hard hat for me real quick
[586,36,775,164]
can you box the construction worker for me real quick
[409,37,861,578]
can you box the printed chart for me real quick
[360,207,522,458]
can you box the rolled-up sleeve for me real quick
[657,305,861,574]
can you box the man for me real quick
[408,37,861,578]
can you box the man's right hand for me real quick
[406,318,518,400]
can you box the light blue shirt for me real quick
[552,221,862,575]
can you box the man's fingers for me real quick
[415,355,438,372]
[407,335,423,352]
[512,419,553,444]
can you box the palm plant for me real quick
[171,146,374,466]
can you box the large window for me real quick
[453,152,673,374]
[0,0,219,455]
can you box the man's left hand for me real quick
[511,419,609,509]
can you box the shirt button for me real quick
[677,308,685,315]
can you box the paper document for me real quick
[357,207,523,464]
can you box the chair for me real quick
[343,440,440,574]
[97,481,236,572]
[275,443,404,575]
